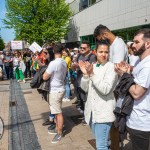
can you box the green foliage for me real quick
[0,36,5,50]
[4,0,72,45]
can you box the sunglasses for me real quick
[80,47,87,50]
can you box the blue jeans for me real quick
[90,122,112,150]
[64,71,71,98]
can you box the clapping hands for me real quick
[115,61,130,76]
[79,60,94,76]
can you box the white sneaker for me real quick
[23,79,26,83]
[17,80,20,82]
[65,98,71,102]
[62,98,70,102]
[62,98,67,102]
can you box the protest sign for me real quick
[29,42,42,53]
[11,41,23,50]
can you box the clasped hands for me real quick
[78,60,94,77]
[115,61,131,77]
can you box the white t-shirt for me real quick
[128,55,139,67]
[109,37,128,63]
[46,58,67,93]
[126,55,150,131]
[13,57,20,66]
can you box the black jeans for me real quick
[77,87,87,111]
[127,127,150,150]
[5,66,13,79]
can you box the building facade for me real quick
[64,0,150,48]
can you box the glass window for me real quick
[79,0,88,11]
[89,0,96,6]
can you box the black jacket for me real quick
[30,66,47,88]
[113,73,135,141]
[30,66,50,102]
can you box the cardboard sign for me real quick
[29,42,42,53]
[11,41,23,50]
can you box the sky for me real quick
[0,0,15,43]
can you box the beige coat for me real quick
[81,61,118,124]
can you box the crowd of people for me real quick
[0,24,150,150]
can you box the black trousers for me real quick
[127,127,150,150]
[5,66,13,79]
[77,87,87,111]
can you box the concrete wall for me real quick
[67,0,150,42]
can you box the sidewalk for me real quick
[0,79,144,150]
[0,80,95,150]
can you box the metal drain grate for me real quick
[23,91,32,94]
[88,139,96,150]
[9,101,17,107]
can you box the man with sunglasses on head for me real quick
[71,41,96,124]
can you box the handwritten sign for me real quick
[11,41,23,50]
[29,42,42,53]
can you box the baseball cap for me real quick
[73,48,79,51]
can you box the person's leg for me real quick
[55,113,64,134]
[5,66,9,79]
[127,127,150,150]
[9,66,13,79]
[24,67,27,78]
[64,72,71,99]
[49,92,65,143]
[110,124,120,150]
[92,123,112,150]
[19,69,25,80]
[65,82,70,98]
[15,67,19,80]
[49,92,65,132]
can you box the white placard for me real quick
[29,42,42,53]
[11,41,23,50]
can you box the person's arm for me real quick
[43,72,51,80]
[9,57,13,62]
[43,62,53,80]
[115,63,150,100]
[129,84,147,100]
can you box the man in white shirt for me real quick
[43,44,67,143]
[115,28,150,150]
[94,24,128,64]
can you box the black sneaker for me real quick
[72,100,78,104]
[48,129,57,135]
[42,119,54,126]
[48,123,56,131]
[77,115,84,120]
[51,133,62,143]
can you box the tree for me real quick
[0,36,5,50]
[4,0,72,45]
